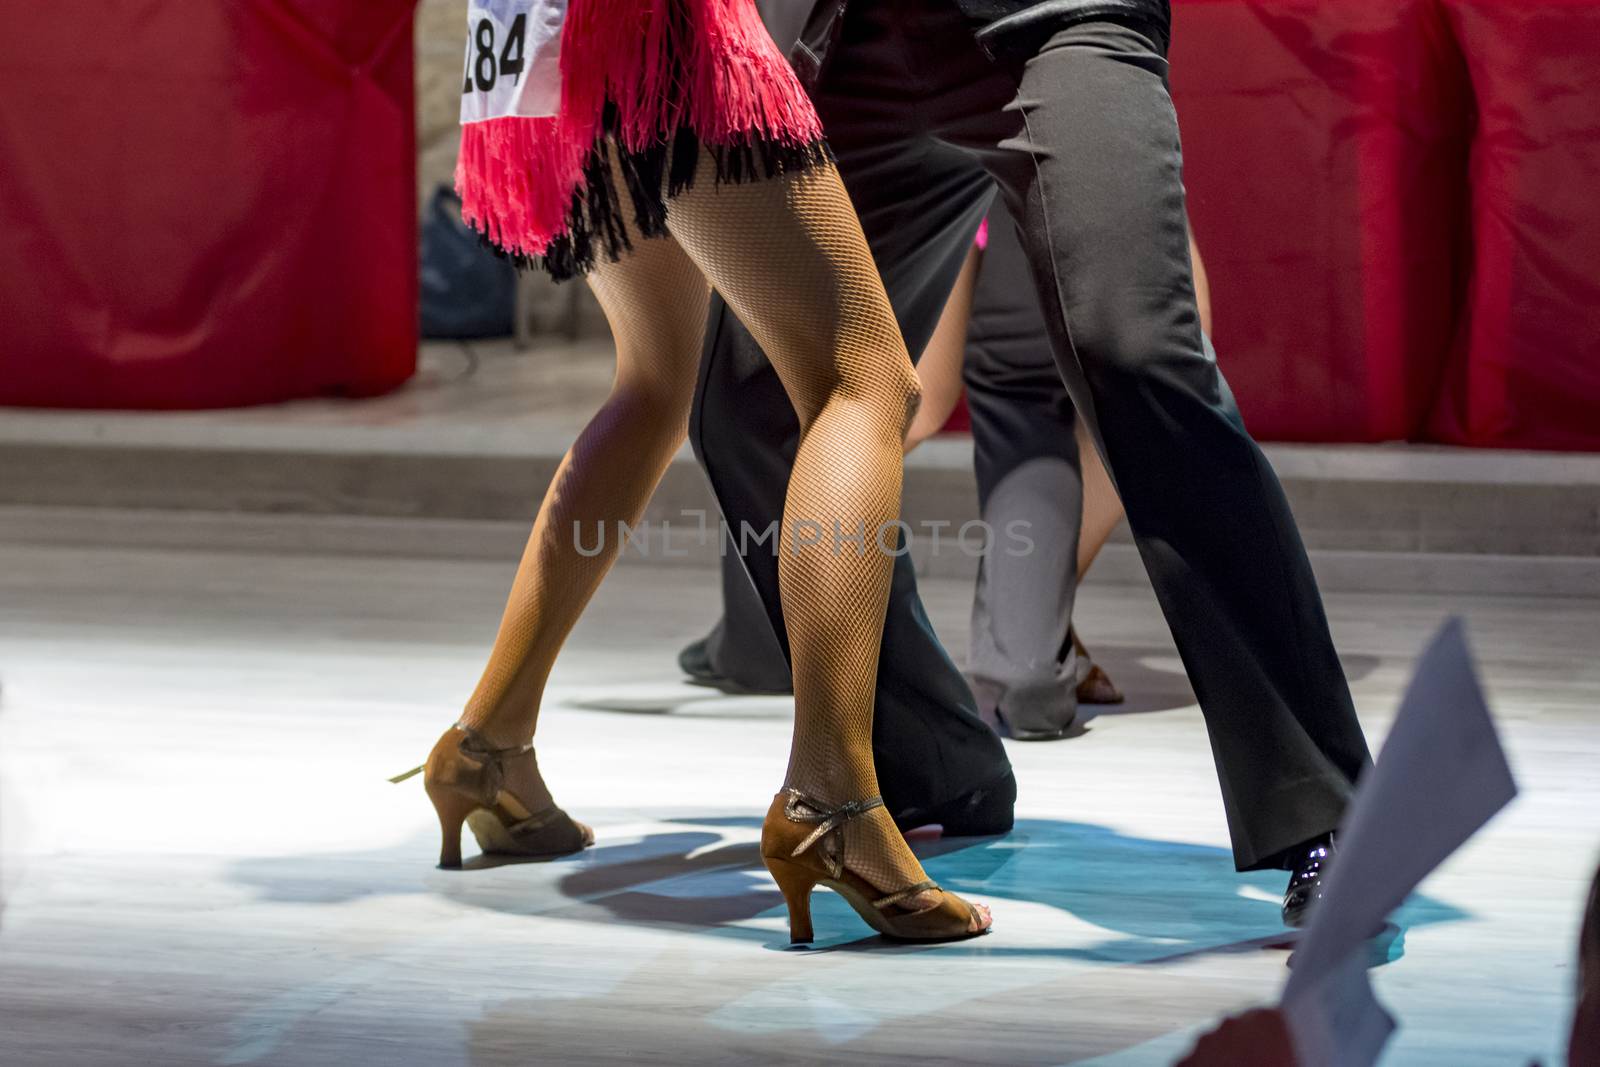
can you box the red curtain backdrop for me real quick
[5,2,1598,442]
[1427,0,1600,451]
[0,1,418,409]
[1169,0,1474,444]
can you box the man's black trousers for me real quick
[690,0,1373,869]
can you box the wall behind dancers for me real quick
[417,0,478,213]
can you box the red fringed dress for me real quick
[456,0,830,281]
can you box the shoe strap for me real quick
[452,722,537,764]
[872,879,941,911]
[783,788,885,879]
[387,723,534,785]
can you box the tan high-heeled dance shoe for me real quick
[760,789,991,944]
[391,723,594,868]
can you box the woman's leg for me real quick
[453,236,711,809]
[1075,419,1124,580]
[665,158,949,898]
[904,242,982,451]
[1074,418,1129,707]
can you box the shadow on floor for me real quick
[228,813,1459,967]
[435,812,1433,1066]
[562,646,1382,728]
[569,690,794,719]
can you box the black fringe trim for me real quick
[477,108,835,283]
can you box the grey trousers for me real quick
[962,195,1087,738]
[962,198,1227,737]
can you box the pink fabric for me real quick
[457,0,825,257]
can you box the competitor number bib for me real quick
[460,0,567,124]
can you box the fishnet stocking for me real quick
[664,159,931,896]
[458,152,933,898]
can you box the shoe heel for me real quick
[764,856,818,944]
[426,783,478,869]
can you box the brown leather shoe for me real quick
[761,790,992,944]
[393,723,593,868]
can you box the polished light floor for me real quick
[0,543,1595,1065]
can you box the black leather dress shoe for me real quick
[1000,710,1079,742]
[893,770,1017,837]
[1281,833,1336,928]
[677,636,721,684]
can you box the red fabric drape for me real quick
[1427,0,1600,451]
[1169,0,1474,443]
[0,1,418,409]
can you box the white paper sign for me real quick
[460,0,567,124]
[1280,616,1517,1067]
[1282,953,1397,1067]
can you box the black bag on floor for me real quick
[420,185,517,339]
